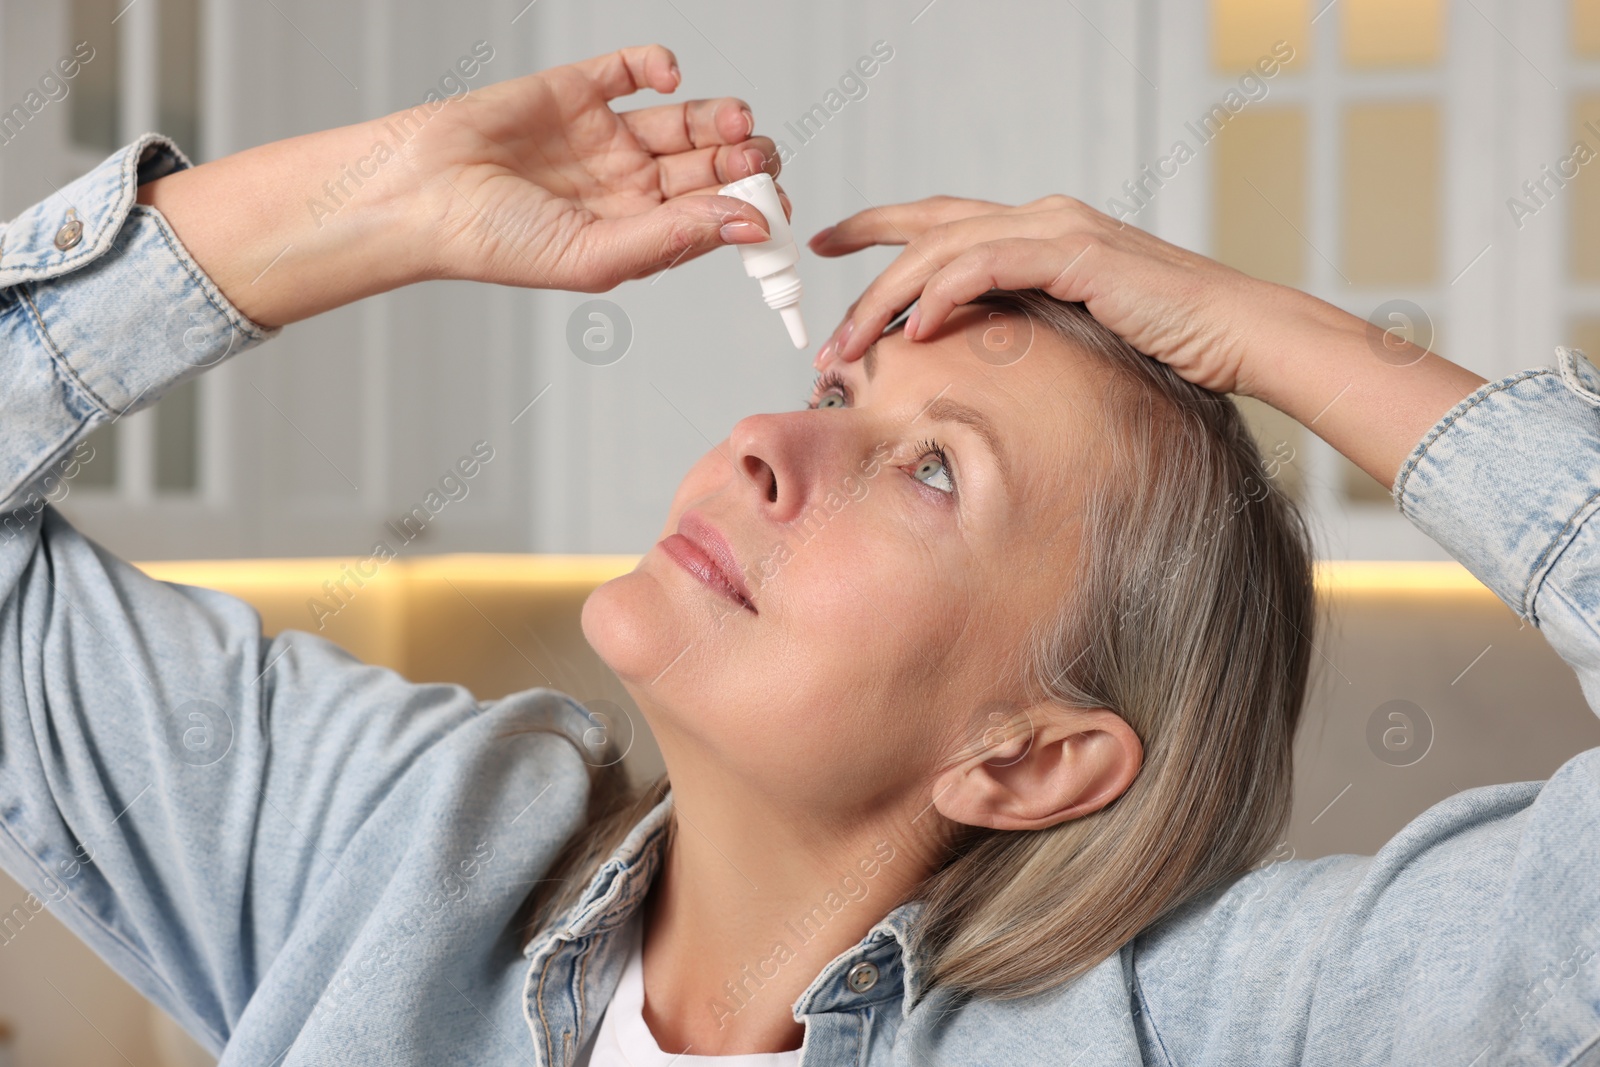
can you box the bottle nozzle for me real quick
[779,305,808,348]
[719,173,809,349]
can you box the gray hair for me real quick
[912,289,1314,997]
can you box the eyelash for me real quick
[806,369,848,410]
[806,372,957,496]
[912,438,955,495]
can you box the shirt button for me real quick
[846,961,879,994]
[54,212,83,251]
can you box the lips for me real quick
[660,511,757,613]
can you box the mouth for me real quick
[659,510,757,614]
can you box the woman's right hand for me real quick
[809,195,1293,398]
[405,44,788,293]
[137,44,785,328]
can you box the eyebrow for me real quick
[919,396,1015,501]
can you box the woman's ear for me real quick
[931,704,1142,831]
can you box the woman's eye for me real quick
[807,370,850,410]
[912,449,955,494]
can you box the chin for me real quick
[580,570,675,685]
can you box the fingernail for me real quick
[720,220,768,243]
[743,147,766,174]
[904,307,921,340]
[668,62,681,87]
[838,318,856,354]
[816,339,836,366]
[810,225,836,247]
[740,107,755,137]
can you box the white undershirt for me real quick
[579,916,803,1067]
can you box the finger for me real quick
[822,229,990,362]
[813,296,862,370]
[825,212,1065,362]
[826,251,942,365]
[565,194,770,290]
[909,236,1102,342]
[808,196,1011,256]
[571,44,682,100]
[620,96,755,154]
[656,138,778,198]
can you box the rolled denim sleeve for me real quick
[1394,347,1600,713]
[0,133,275,516]
[0,138,500,1052]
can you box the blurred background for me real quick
[11,0,1589,566]
[2,0,1600,1063]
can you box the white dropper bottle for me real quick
[718,172,808,348]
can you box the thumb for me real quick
[572,195,771,289]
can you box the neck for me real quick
[636,771,943,1056]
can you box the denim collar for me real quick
[522,792,930,1017]
[522,793,674,950]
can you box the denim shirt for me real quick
[2,135,1599,1067]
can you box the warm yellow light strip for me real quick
[134,554,644,593]
[1314,559,1490,595]
[405,554,640,585]
[136,555,1492,599]
[135,557,360,587]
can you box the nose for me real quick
[728,411,817,523]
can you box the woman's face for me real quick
[582,304,1118,825]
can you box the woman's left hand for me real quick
[808,195,1262,396]
[808,194,1488,493]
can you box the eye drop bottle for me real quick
[718,172,808,348]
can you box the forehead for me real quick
[856,305,1119,497]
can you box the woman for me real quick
[0,43,1595,1067]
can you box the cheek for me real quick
[748,511,980,747]
[768,499,968,646]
